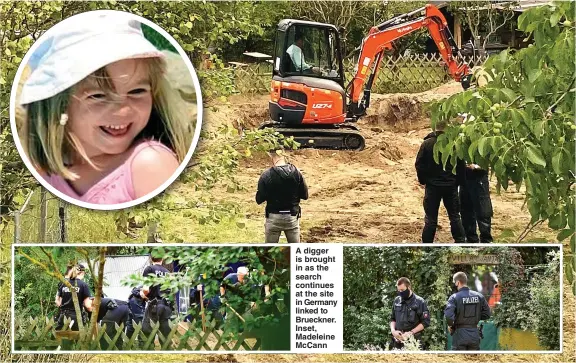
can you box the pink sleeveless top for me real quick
[44,140,175,205]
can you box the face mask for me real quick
[398,289,411,301]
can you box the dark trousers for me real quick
[460,175,493,243]
[55,309,82,331]
[100,305,130,350]
[422,185,466,243]
[126,315,143,340]
[452,328,481,350]
[142,301,172,345]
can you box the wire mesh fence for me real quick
[8,188,126,243]
[227,52,490,95]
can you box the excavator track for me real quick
[259,122,366,151]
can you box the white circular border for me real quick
[9,9,203,211]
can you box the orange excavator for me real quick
[261,4,472,151]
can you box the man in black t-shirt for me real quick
[55,270,93,331]
[140,255,172,344]
[256,150,308,243]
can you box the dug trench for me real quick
[203,82,555,243]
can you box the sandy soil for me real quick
[203,82,555,243]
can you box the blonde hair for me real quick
[20,57,193,180]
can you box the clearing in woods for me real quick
[196,81,555,243]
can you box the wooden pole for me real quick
[199,290,206,332]
[59,200,67,243]
[454,14,462,49]
[38,188,47,242]
[14,211,21,244]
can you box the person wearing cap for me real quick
[445,271,491,350]
[256,150,309,243]
[140,254,173,344]
[286,30,320,74]
[17,10,193,206]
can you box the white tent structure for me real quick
[91,255,150,300]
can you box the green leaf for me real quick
[552,151,563,175]
[550,12,561,27]
[556,229,573,241]
[478,138,490,157]
[526,146,546,167]
[528,69,542,83]
[500,88,516,103]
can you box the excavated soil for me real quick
[203,82,555,243]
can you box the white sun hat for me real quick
[20,10,165,105]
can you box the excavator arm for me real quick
[347,4,472,118]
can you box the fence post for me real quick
[15,190,34,244]
[147,222,159,243]
[38,187,47,242]
[14,211,21,244]
[59,200,67,243]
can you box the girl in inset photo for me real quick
[16,10,196,206]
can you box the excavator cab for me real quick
[264,20,365,150]
[273,20,345,86]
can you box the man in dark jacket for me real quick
[256,150,309,243]
[445,271,491,350]
[126,286,146,341]
[460,164,493,243]
[389,277,431,350]
[415,120,466,243]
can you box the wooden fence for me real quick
[15,316,261,351]
[228,53,489,94]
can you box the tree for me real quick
[1,1,299,240]
[429,1,575,292]
[448,1,517,56]
[15,246,107,346]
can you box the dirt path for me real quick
[203,82,555,243]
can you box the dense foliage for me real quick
[343,246,559,351]
[122,246,290,344]
[430,1,575,291]
[343,247,452,350]
[527,250,561,350]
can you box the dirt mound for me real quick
[234,102,269,129]
[362,81,465,132]
[363,94,426,131]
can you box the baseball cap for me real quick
[77,263,86,272]
[20,10,165,105]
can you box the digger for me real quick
[261,4,472,151]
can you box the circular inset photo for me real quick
[10,10,202,210]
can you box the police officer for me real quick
[126,286,146,340]
[95,297,130,350]
[55,266,93,331]
[460,163,493,243]
[389,277,431,350]
[140,255,172,344]
[415,119,466,243]
[444,271,491,350]
[54,265,74,324]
